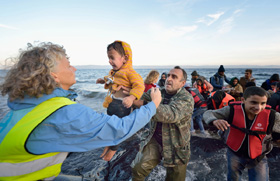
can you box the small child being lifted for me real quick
[96,40,145,161]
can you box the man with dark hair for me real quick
[240,69,256,91]
[210,65,230,91]
[245,81,256,88]
[207,90,235,110]
[203,86,280,180]
[191,70,199,85]
[131,66,194,181]
[174,65,188,81]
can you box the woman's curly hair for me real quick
[1,42,66,101]
[144,70,160,84]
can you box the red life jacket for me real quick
[211,91,235,110]
[276,105,280,112]
[226,102,271,159]
[185,87,207,108]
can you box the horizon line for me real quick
[73,64,280,69]
[1,64,280,70]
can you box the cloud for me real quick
[233,9,242,14]
[0,23,18,30]
[197,12,224,26]
[218,9,242,34]
[217,17,234,34]
[150,23,198,41]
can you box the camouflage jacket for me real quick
[139,87,194,167]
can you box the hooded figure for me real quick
[103,40,145,108]
[100,40,146,161]
[229,77,239,88]
[158,72,167,88]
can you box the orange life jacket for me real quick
[226,102,271,159]
[211,91,235,110]
[197,83,208,94]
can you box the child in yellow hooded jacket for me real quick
[96,40,145,161]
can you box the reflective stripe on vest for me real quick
[226,103,270,159]
[0,97,76,180]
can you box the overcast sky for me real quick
[0,0,279,67]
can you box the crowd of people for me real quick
[0,41,280,181]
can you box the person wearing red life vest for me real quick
[203,86,280,181]
[208,90,235,110]
[185,86,208,135]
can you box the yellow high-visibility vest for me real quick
[0,97,76,180]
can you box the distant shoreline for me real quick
[1,65,280,70]
[73,65,280,69]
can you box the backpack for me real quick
[206,97,214,110]
[185,87,207,108]
[210,74,219,85]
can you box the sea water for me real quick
[1,67,279,117]
[0,67,280,180]
[62,67,280,115]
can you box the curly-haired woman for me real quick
[0,42,161,180]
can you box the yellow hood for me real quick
[114,40,132,69]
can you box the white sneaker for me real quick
[200,131,210,137]
[190,130,196,136]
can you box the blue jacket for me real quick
[0,88,156,154]
[210,72,230,90]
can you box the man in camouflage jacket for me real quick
[131,66,194,181]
